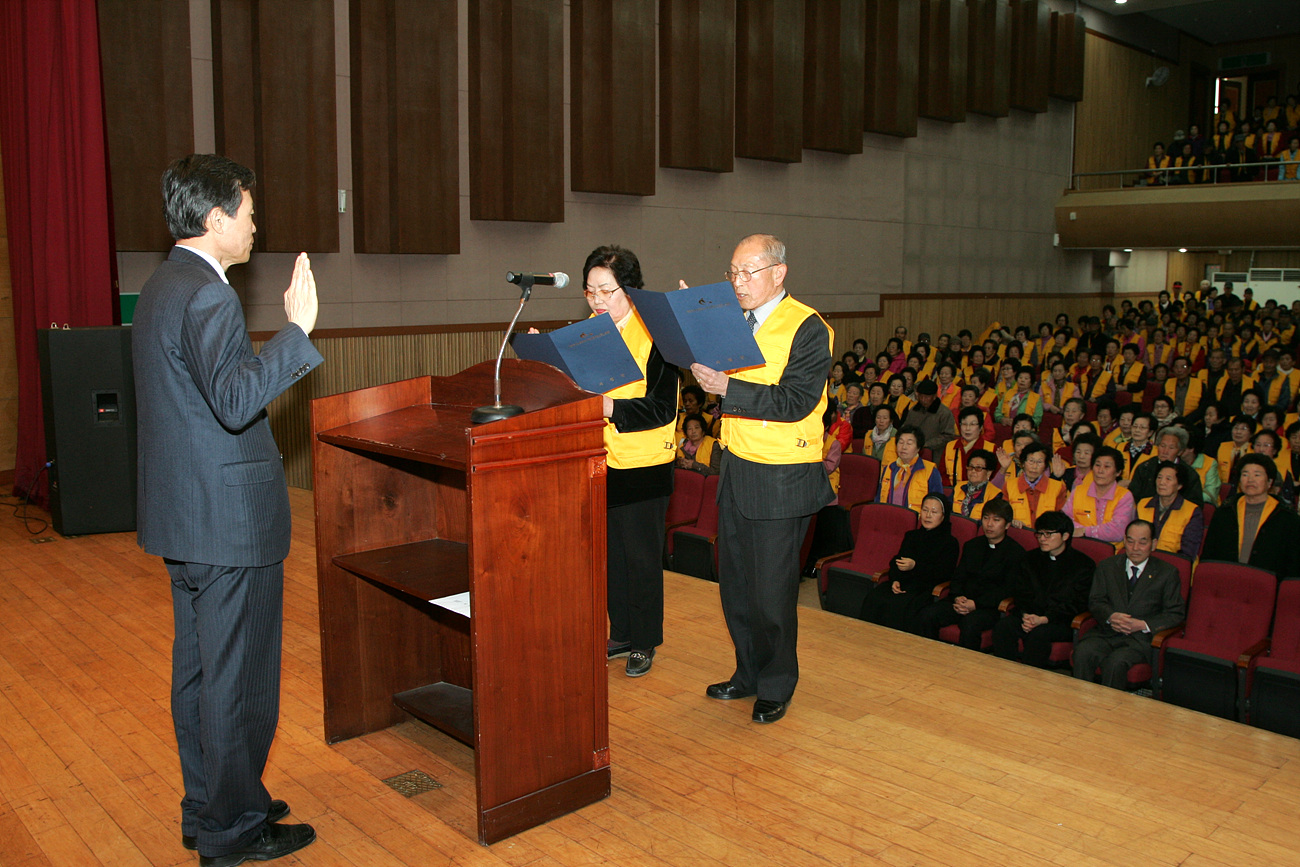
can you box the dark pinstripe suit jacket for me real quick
[133,246,323,567]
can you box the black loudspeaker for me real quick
[37,327,137,536]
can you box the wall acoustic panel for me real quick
[863,0,920,138]
[803,0,864,154]
[98,0,193,252]
[213,0,338,252]
[1009,0,1050,113]
[918,0,968,123]
[660,0,735,172]
[469,0,564,221]
[351,0,458,253]
[1049,11,1086,103]
[736,0,805,163]
[967,0,1009,117]
[572,0,656,193]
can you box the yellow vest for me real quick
[1136,497,1198,554]
[1164,377,1203,417]
[602,312,677,470]
[677,435,716,467]
[997,389,1040,421]
[721,296,832,465]
[879,458,940,513]
[1071,483,1128,530]
[1217,441,1252,492]
[1003,474,1065,526]
[1119,361,1145,389]
[954,482,1002,520]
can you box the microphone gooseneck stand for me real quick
[470,277,533,424]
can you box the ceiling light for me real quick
[1124,249,1132,253]
[1179,248,1188,253]
[1114,0,1127,4]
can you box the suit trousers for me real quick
[917,601,1000,650]
[168,560,283,857]
[1072,630,1151,689]
[992,616,1074,668]
[606,495,670,650]
[717,477,810,703]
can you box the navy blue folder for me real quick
[625,283,765,372]
[511,313,643,394]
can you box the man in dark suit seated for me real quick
[992,510,1094,668]
[689,234,834,725]
[133,155,323,865]
[1072,520,1186,690]
[916,496,1025,649]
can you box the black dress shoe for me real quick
[607,639,632,659]
[626,649,655,677]
[752,699,788,724]
[706,681,755,700]
[184,800,290,850]
[198,822,316,867]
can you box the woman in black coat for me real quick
[860,494,960,632]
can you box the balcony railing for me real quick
[1069,160,1299,191]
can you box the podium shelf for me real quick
[394,682,474,746]
[317,405,471,469]
[332,538,469,604]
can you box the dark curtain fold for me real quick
[0,0,119,505]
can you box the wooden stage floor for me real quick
[2,488,1299,866]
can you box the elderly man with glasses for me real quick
[688,233,834,725]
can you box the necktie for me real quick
[746,310,758,333]
[1128,564,1140,590]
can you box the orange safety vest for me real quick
[1003,474,1066,527]
[878,458,940,514]
[1136,497,1198,554]
[953,482,1002,520]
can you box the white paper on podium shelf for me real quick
[429,591,471,617]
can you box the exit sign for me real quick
[1220,53,1270,71]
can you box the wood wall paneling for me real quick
[572,0,657,192]
[659,0,736,172]
[350,0,459,253]
[1009,0,1050,113]
[863,0,920,138]
[1073,32,1192,189]
[735,0,805,162]
[918,0,968,123]
[966,0,1009,117]
[1049,11,1085,103]
[98,0,194,252]
[803,0,865,153]
[469,0,565,220]
[213,0,338,253]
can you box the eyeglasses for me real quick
[967,464,989,472]
[1034,530,1061,538]
[583,287,621,301]
[724,263,777,284]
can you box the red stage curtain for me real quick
[0,0,119,505]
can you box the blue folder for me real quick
[625,283,766,372]
[511,313,643,394]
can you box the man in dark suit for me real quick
[1072,520,1186,690]
[689,234,834,724]
[133,154,323,866]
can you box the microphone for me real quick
[506,271,569,288]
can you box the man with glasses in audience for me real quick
[993,511,1094,669]
[1072,520,1185,690]
[689,234,833,725]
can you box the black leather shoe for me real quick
[184,800,290,851]
[706,681,755,700]
[196,821,314,866]
[752,700,788,724]
[607,639,632,659]
[626,649,655,677]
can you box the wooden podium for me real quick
[310,360,610,844]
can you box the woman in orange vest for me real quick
[878,426,942,513]
[1217,416,1257,504]
[943,407,994,487]
[1002,443,1067,529]
[1135,462,1204,558]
